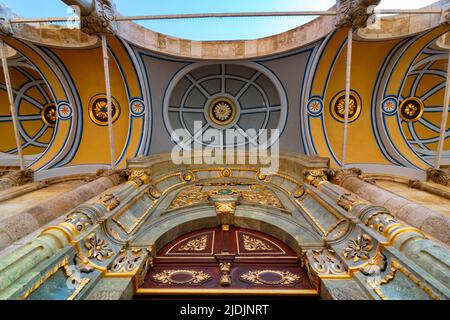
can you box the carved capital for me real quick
[336,0,381,29]
[327,168,361,185]
[80,0,117,35]
[427,167,450,186]
[0,169,34,190]
[303,169,328,187]
[96,168,128,185]
[127,169,152,187]
[0,4,12,36]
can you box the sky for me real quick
[1,0,442,40]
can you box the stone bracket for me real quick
[80,0,117,35]
[0,4,12,36]
[335,0,382,29]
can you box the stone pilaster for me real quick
[335,0,381,29]
[0,169,33,191]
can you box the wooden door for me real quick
[136,227,316,297]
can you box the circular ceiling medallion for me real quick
[330,91,362,123]
[41,103,57,127]
[88,94,121,126]
[398,97,424,122]
[205,94,240,129]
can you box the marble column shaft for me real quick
[0,172,124,251]
[330,170,450,245]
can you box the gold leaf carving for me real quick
[152,270,211,285]
[242,234,273,251]
[240,270,300,285]
[178,235,208,252]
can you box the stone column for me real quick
[304,170,450,290]
[328,168,450,245]
[0,168,151,298]
[0,170,33,191]
[0,170,125,250]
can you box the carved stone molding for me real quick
[301,249,348,278]
[335,0,381,29]
[327,168,362,186]
[108,247,153,286]
[426,167,450,186]
[304,169,328,188]
[80,0,117,35]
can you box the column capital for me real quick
[304,169,329,187]
[79,0,117,35]
[335,0,381,29]
[327,167,362,185]
[0,4,12,36]
[427,167,450,186]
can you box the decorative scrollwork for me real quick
[109,248,151,273]
[360,252,387,288]
[85,233,113,261]
[80,0,118,35]
[240,270,301,286]
[365,211,398,234]
[342,234,373,262]
[302,249,348,276]
[242,234,273,251]
[152,270,211,285]
[178,235,208,252]
[74,253,95,273]
[65,210,95,232]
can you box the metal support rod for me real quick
[9,9,443,24]
[0,40,25,170]
[434,49,450,169]
[341,28,353,169]
[101,35,116,170]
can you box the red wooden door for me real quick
[137,227,315,297]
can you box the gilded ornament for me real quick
[219,262,232,286]
[65,210,94,232]
[366,211,398,234]
[360,252,387,288]
[302,249,347,276]
[88,94,120,126]
[337,193,366,212]
[330,92,362,122]
[399,97,424,122]
[148,186,161,199]
[109,248,151,273]
[208,97,237,126]
[240,185,283,209]
[85,233,113,261]
[98,193,120,212]
[293,187,306,199]
[178,235,208,252]
[152,270,211,285]
[240,270,301,286]
[242,234,273,251]
[128,169,152,187]
[221,168,232,178]
[343,234,373,262]
[170,186,208,208]
[41,103,57,127]
[304,169,328,187]
[182,172,194,182]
